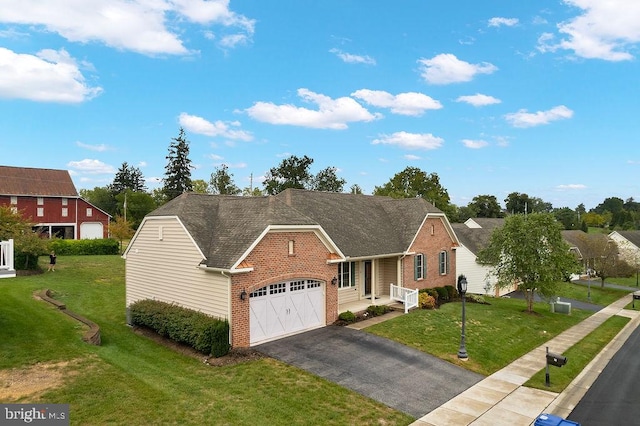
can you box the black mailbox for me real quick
[546,352,567,367]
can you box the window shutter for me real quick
[414,256,419,280]
[350,262,356,286]
[446,251,450,274]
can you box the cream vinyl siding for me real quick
[126,217,230,319]
[454,244,512,297]
[338,262,359,304]
[376,258,396,296]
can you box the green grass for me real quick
[554,281,632,306]
[606,275,640,289]
[0,256,413,425]
[366,297,594,376]
[525,315,630,392]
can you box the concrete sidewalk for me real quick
[411,293,640,425]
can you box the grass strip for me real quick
[524,315,630,393]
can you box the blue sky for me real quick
[1,1,639,210]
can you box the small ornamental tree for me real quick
[477,213,580,313]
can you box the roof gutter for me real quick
[345,251,410,262]
[198,264,254,274]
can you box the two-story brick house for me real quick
[0,165,111,239]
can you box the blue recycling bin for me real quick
[535,413,580,426]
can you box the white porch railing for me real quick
[0,239,16,278]
[390,283,418,314]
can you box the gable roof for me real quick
[452,219,504,255]
[275,189,446,258]
[561,230,589,260]
[612,230,640,249]
[142,189,449,269]
[0,165,78,197]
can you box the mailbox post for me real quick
[545,346,567,387]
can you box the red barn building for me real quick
[0,165,111,239]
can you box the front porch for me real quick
[338,295,398,315]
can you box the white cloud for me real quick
[179,113,253,141]
[351,89,442,116]
[76,141,109,151]
[67,159,116,174]
[418,53,497,85]
[0,0,255,56]
[208,154,224,161]
[245,88,381,129]
[404,154,421,160]
[0,48,102,103]
[329,48,376,65]
[462,139,489,149]
[557,184,587,190]
[456,93,501,107]
[505,105,574,128]
[538,0,640,61]
[372,132,444,150]
[488,17,519,27]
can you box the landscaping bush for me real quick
[129,299,230,357]
[366,305,389,317]
[48,238,120,255]
[418,293,436,309]
[338,310,356,323]
[445,285,458,300]
[434,287,449,303]
[425,288,439,303]
[466,294,490,305]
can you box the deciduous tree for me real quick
[263,155,314,195]
[468,195,503,218]
[477,213,580,313]
[210,164,241,195]
[312,167,346,192]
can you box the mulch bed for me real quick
[132,326,264,366]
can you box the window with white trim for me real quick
[86,208,93,217]
[338,262,356,288]
[37,197,44,205]
[414,253,425,280]
[10,196,17,205]
[439,251,449,275]
[62,198,68,206]
[37,207,44,217]
[62,208,68,217]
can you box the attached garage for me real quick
[249,279,325,345]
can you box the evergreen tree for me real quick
[163,128,193,201]
[111,162,146,193]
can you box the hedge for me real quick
[129,299,230,357]
[48,238,120,255]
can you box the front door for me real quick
[364,261,372,296]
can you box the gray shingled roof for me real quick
[146,189,445,268]
[451,220,503,255]
[275,189,444,258]
[616,230,640,249]
[0,165,78,197]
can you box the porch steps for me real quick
[387,301,419,313]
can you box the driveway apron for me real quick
[256,326,483,418]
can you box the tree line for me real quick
[80,128,640,235]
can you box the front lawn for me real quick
[366,297,594,376]
[0,256,413,425]
[555,281,632,306]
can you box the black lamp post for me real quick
[457,274,468,361]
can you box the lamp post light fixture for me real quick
[457,274,468,361]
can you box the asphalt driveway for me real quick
[256,326,483,418]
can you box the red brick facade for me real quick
[403,216,457,290]
[230,231,338,347]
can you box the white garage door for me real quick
[250,279,325,345]
[80,222,103,239]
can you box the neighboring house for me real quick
[609,230,640,268]
[124,189,460,347]
[561,230,590,278]
[0,239,16,279]
[0,165,111,239]
[451,218,515,296]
